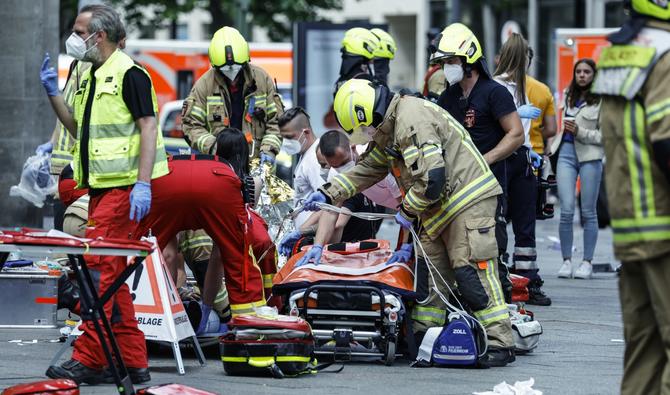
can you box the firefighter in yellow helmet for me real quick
[303,79,516,367]
[182,26,284,164]
[334,27,379,92]
[370,28,396,85]
[592,1,670,393]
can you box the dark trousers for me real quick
[506,147,540,283]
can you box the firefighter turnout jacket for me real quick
[593,20,670,262]
[182,64,284,158]
[322,94,502,239]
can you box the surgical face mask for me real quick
[319,167,330,180]
[65,32,98,61]
[349,126,376,145]
[280,131,305,155]
[218,64,243,81]
[443,63,464,86]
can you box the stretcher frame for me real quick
[0,236,203,395]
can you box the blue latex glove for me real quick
[260,152,275,166]
[529,150,543,169]
[36,141,53,155]
[303,191,326,211]
[394,210,414,230]
[196,303,213,335]
[387,243,413,265]
[40,53,59,97]
[296,245,323,267]
[129,181,152,222]
[279,230,302,256]
[517,104,541,120]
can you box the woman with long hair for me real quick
[549,59,603,279]
[492,33,551,305]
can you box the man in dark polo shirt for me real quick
[431,23,529,302]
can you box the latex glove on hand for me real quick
[260,152,275,166]
[387,243,413,265]
[517,104,541,120]
[36,141,53,155]
[129,181,152,222]
[394,209,415,230]
[303,191,326,211]
[296,245,323,267]
[279,230,302,256]
[529,150,543,169]
[40,53,60,97]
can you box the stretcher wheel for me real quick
[384,340,396,366]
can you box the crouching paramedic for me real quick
[303,79,515,367]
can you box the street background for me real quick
[0,216,622,394]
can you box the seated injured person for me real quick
[279,130,403,264]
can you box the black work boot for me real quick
[527,279,552,306]
[480,347,516,367]
[57,274,80,312]
[101,367,151,384]
[46,359,104,385]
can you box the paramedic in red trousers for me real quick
[40,4,165,384]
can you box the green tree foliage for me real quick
[95,0,342,40]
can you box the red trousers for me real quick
[139,157,265,315]
[73,188,148,369]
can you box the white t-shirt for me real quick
[494,75,531,148]
[327,167,401,210]
[293,139,325,228]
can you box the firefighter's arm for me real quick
[182,83,215,154]
[321,144,390,206]
[259,73,284,157]
[397,125,446,218]
[644,53,670,185]
[485,111,524,165]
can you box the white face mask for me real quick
[65,32,98,61]
[349,126,376,145]
[280,131,305,155]
[443,63,464,86]
[218,64,243,81]
[319,167,330,181]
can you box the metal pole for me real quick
[528,0,539,77]
[482,3,496,66]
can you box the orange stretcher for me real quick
[272,240,417,365]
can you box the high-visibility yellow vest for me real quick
[72,50,168,189]
[50,62,91,175]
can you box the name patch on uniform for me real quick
[597,46,655,69]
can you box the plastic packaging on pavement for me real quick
[9,153,57,208]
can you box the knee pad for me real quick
[454,266,489,311]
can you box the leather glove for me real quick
[517,104,541,120]
[40,53,59,97]
[303,191,326,211]
[387,243,413,265]
[129,181,152,222]
[395,208,415,230]
[260,152,275,166]
[296,245,323,267]
[529,150,543,169]
[36,141,53,155]
[279,230,302,256]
